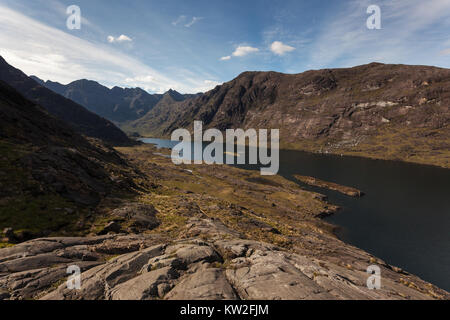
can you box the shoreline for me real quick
[133,135,450,170]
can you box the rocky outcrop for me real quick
[294,175,364,197]
[1,218,448,300]
[110,203,160,232]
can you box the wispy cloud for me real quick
[107,34,132,43]
[307,0,450,68]
[219,55,231,61]
[270,41,295,56]
[172,15,186,26]
[0,5,218,93]
[439,48,450,55]
[185,17,203,28]
[172,15,203,28]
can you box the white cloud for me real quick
[185,17,203,28]
[107,34,132,43]
[270,41,295,56]
[219,45,260,61]
[439,48,450,55]
[172,15,202,28]
[194,80,221,92]
[125,75,155,83]
[172,15,186,26]
[0,5,217,93]
[232,46,259,57]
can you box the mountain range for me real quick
[2,56,449,168]
[31,76,197,124]
[125,62,450,168]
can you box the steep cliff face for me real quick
[128,62,450,167]
[0,57,131,145]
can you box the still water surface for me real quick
[141,138,450,291]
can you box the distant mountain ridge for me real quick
[126,62,450,168]
[0,56,131,145]
[32,76,197,123]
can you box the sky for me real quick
[0,0,449,93]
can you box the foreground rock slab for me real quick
[0,218,448,300]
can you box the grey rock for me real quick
[168,244,221,265]
[111,203,160,232]
[0,222,447,301]
[226,251,335,300]
[0,253,72,273]
[41,243,166,300]
[109,267,178,300]
[166,268,237,300]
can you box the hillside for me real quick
[128,63,450,168]
[0,80,144,240]
[122,89,200,136]
[0,57,131,145]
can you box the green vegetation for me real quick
[0,195,80,236]
[0,140,87,237]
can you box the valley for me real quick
[124,63,450,168]
[0,56,448,300]
[1,142,449,300]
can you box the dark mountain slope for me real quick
[37,78,161,123]
[122,89,200,135]
[0,57,131,145]
[34,77,194,123]
[0,80,143,239]
[128,63,450,168]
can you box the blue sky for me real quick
[0,0,449,93]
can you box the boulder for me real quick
[97,221,122,235]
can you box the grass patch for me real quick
[0,194,81,235]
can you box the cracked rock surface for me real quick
[0,218,448,300]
